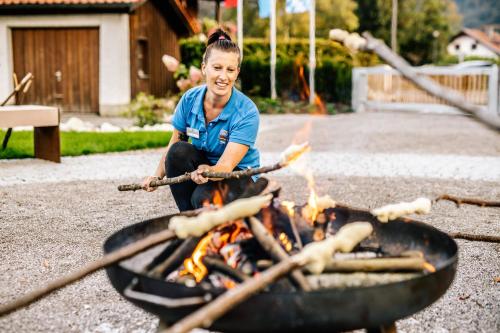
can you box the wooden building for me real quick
[0,0,199,115]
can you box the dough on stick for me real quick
[371,197,432,223]
[169,194,273,238]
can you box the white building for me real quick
[447,27,500,61]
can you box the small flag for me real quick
[225,0,237,8]
[258,0,271,18]
[286,0,310,14]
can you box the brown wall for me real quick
[12,27,99,113]
[129,1,181,98]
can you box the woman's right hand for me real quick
[142,176,161,192]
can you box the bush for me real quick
[128,93,177,127]
[180,37,379,104]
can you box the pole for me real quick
[237,0,243,60]
[270,0,277,100]
[309,0,316,105]
[391,0,398,52]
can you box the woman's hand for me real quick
[142,176,161,192]
[191,164,210,184]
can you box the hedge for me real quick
[180,37,379,104]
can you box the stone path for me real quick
[2,151,500,186]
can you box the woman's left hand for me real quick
[191,164,210,184]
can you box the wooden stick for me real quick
[163,222,372,333]
[202,256,250,282]
[247,217,311,291]
[307,272,420,289]
[147,237,199,278]
[164,258,300,333]
[324,257,428,272]
[0,229,176,317]
[118,163,283,192]
[435,194,500,208]
[449,232,500,243]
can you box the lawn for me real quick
[0,130,172,159]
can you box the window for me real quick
[137,38,149,79]
[455,44,460,50]
[471,43,477,50]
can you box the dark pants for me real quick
[166,141,252,211]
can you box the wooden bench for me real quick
[0,105,61,163]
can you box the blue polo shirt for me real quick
[172,85,260,171]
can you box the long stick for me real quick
[0,229,176,317]
[324,257,427,272]
[247,217,311,291]
[118,163,282,192]
[435,194,500,208]
[448,232,500,243]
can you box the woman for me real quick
[142,29,260,211]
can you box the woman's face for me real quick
[202,49,240,98]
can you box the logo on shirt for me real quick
[218,129,228,144]
[186,127,200,139]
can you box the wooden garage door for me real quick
[12,28,99,113]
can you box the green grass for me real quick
[0,130,172,159]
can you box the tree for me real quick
[356,0,462,65]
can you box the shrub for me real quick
[128,93,177,127]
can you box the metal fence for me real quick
[352,65,499,116]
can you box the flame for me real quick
[279,232,293,252]
[423,262,436,273]
[213,189,223,207]
[281,201,295,217]
[297,64,326,114]
[180,221,251,282]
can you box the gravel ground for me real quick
[1,112,499,332]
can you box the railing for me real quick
[352,65,499,116]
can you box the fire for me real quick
[279,232,293,252]
[281,201,295,217]
[297,63,326,114]
[179,221,251,283]
[202,185,227,208]
[423,262,436,273]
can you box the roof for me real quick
[452,28,500,55]
[0,0,200,34]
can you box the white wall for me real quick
[447,35,499,60]
[0,14,131,115]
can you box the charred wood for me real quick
[147,237,200,279]
[202,256,250,283]
[247,217,312,291]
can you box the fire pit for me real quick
[104,189,457,332]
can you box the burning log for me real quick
[147,237,200,279]
[247,217,311,291]
[0,228,176,316]
[118,142,310,191]
[202,256,250,283]
[163,222,373,333]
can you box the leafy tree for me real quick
[356,0,462,65]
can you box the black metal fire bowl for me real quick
[104,205,458,333]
